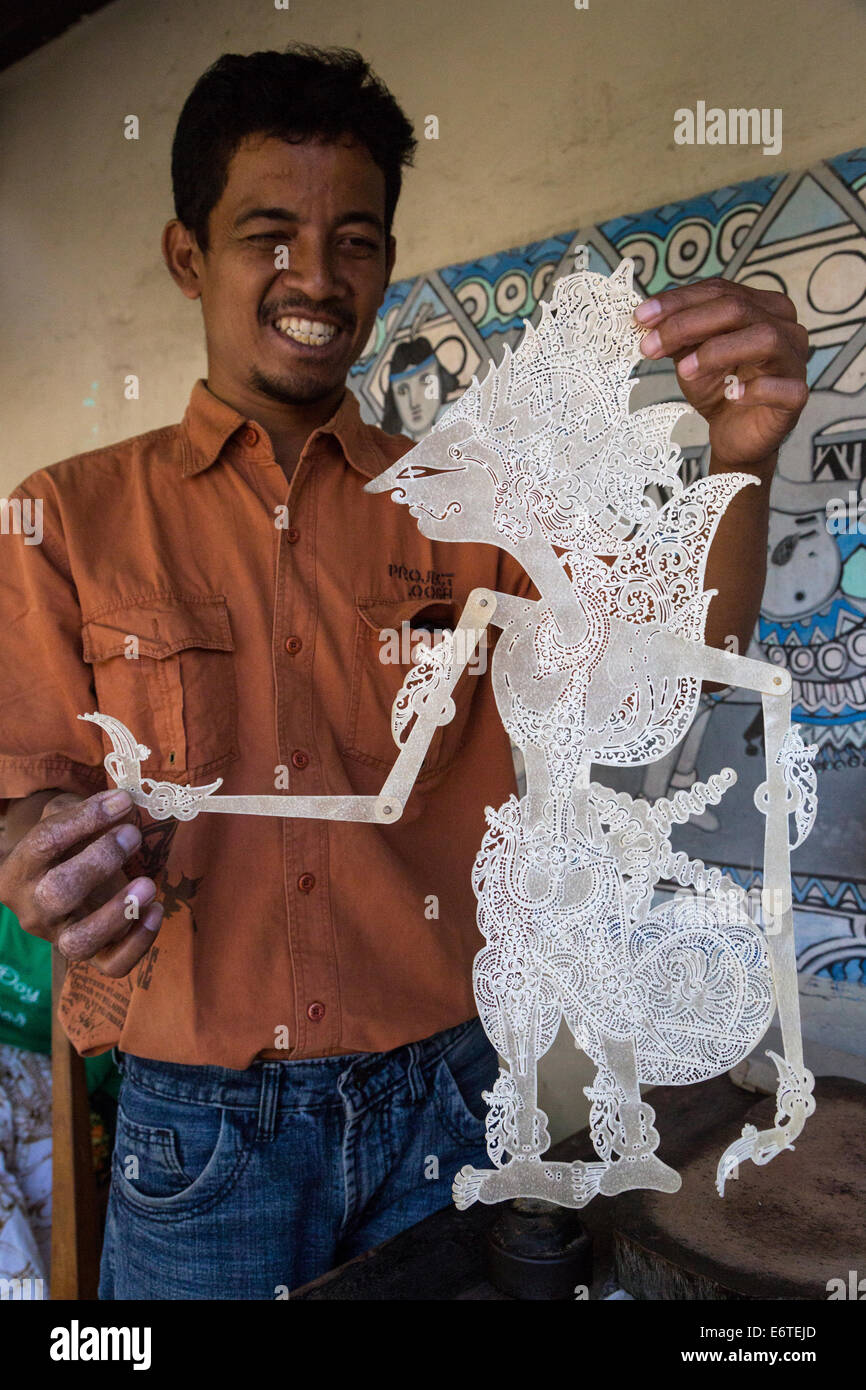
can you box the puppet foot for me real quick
[453,1158,606,1209]
[598,1151,681,1197]
[453,1164,487,1210]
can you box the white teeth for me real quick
[274,315,338,346]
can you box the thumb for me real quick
[40,792,87,820]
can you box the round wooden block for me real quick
[612,1076,866,1300]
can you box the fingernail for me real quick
[678,352,700,379]
[103,790,132,816]
[640,329,662,357]
[115,823,141,852]
[143,903,164,933]
[634,299,662,324]
[126,878,155,911]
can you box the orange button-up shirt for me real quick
[0,379,535,1066]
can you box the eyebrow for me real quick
[234,206,385,235]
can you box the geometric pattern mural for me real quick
[349,147,866,988]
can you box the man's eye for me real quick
[341,237,378,251]
[248,232,288,243]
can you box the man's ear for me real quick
[162,219,203,301]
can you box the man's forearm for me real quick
[703,449,774,664]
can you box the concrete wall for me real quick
[2,0,864,1138]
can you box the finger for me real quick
[90,903,165,978]
[41,792,86,816]
[634,277,799,326]
[32,821,142,922]
[674,323,806,384]
[725,376,810,411]
[56,877,159,962]
[24,789,136,871]
[639,298,806,363]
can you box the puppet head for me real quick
[365,256,695,555]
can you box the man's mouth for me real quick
[270,314,345,348]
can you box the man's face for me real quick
[189,132,395,406]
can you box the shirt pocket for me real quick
[342,596,480,783]
[81,593,239,781]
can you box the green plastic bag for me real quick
[0,902,120,1098]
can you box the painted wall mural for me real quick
[349,147,866,991]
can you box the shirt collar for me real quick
[180,377,386,480]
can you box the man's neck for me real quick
[204,373,347,482]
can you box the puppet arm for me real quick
[648,637,818,1191]
[641,632,818,1192]
[78,587,499,826]
[378,586,499,807]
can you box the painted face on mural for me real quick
[391,360,443,436]
[763,510,842,621]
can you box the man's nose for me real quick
[279,235,342,304]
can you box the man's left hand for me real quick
[634,278,809,474]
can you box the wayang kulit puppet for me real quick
[82,256,818,1210]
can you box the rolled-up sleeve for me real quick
[0,472,108,816]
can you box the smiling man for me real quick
[171,131,392,471]
[0,45,808,1300]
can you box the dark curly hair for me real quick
[171,44,417,252]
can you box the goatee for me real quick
[249,367,339,407]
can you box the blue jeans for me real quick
[98,1016,498,1299]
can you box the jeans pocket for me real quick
[431,1022,499,1146]
[111,1080,247,1216]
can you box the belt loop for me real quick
[406,1041,426,1103]
[256,1063,280,1143]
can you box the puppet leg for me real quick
[453,994,607,1210]
[591,1033,681,1197]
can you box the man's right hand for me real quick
[0,789,163,977]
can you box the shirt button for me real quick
[241,425,259,446]
[286,526,300,543]
[285,635,303,655]
[297,872,316,893]
[291,750,309,770]
[307,1001,326,1022]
